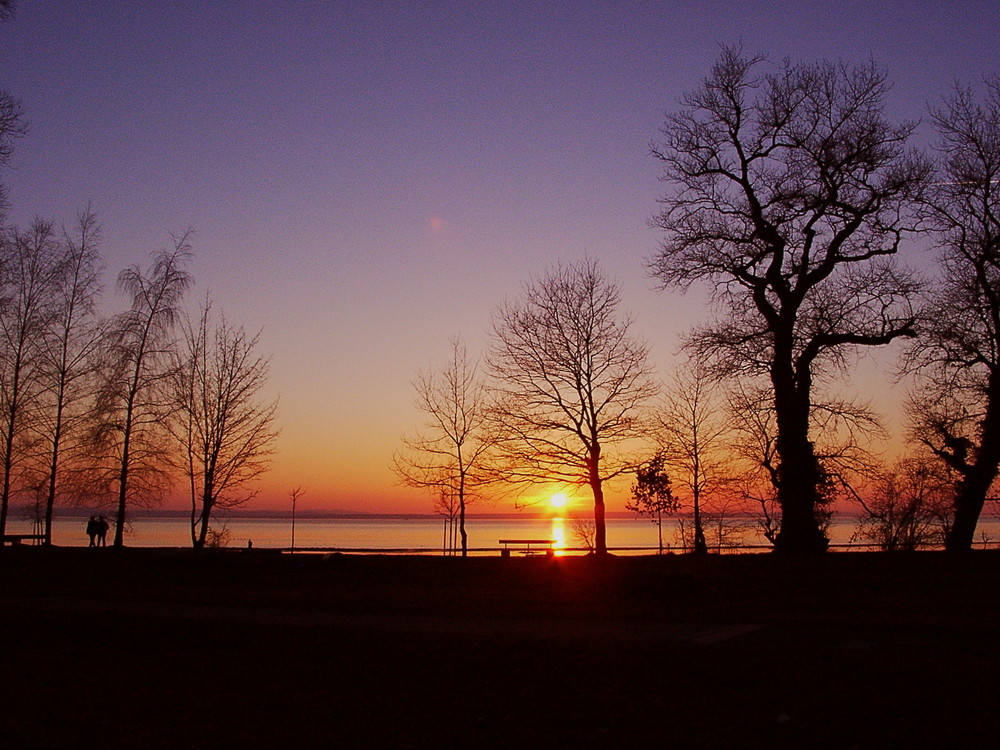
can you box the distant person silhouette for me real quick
[86,516,98,547]
[96,515,109,546]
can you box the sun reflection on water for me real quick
[551,517,566,554]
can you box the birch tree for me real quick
[0,220,60,536]
[96,236,192,547]
[35,210,104,543]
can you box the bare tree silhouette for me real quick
[488,259,657,556]
[0,0,25,215]
[853,458,953,551]
[394,338,495,557]
[650,363,732,554]
[651,46,930,553]
[173,298,278,549]
[905,76,1000,551]
[0,220,61,537]
[36,209,105,544]
[96,237,192,547]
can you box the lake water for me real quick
[10,511,1000,553]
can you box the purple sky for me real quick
[2,1,999,513]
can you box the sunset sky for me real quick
[3,1,999,514]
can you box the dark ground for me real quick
[2,548,999,749]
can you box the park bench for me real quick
[498,539,556,558]
[2,533,45,546]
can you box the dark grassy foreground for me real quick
[2,548,999,749]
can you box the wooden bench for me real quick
[499,539,556,558]
[2,533,45,546]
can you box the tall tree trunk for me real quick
[114,456,128,547]
[656,510,664,554]
[0,359,22,539]
[43,429,60,545]
[773,419,827,553]
[194,476,215,548]
[593,483,607,555]
[458,497,468,558]
[692,500,707,554]
[692,483,708,555]
[948,482,990,551]
[195,498,212,549]
[591,475,607,556]
[113,408,133,548]
[947,374,1000,550]
[43,378,67,545]
[458,472,468,557]
[0,427,13,538]
[588,447,607,555]
[771,347,828,554]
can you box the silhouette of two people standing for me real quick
[86,515,109,547]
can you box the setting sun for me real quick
[549,492,568,509]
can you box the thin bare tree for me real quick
[35,209,104,544]
[650,46,930,553]
[433,489,461,556]
[394,338,495,557]
[0,0,24,217]
[0,89,25,219]
[904,75,1000,551]
[0,0,22,216]
[488,259,657,556]
[96,236,192,547]
[853,458,954,551]
[0,219,61,537]
[173,298,279,548]
[651,363,732,554]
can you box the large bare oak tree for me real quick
[650,47,929,553]
[488,259,656,555]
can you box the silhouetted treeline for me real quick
[400,48,1000,555]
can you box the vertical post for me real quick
[288,487,305,554]
[657,509,663,555]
